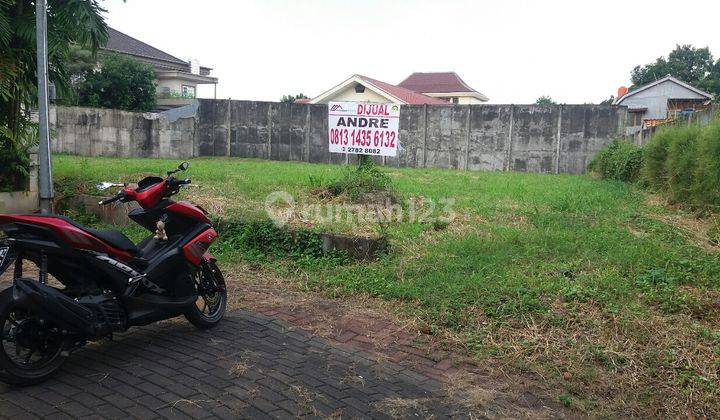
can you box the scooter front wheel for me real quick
[184,262,227,329]
[0,286,67,386]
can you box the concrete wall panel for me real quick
[468,105,512,171]
[53,101,628,175]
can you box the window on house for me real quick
[629,112,643,126]
[355,84,365,93]
[452,97,459,104]
[181,85,196,98]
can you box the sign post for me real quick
[328,102,400,159]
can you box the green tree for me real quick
[280,93,309,103]
[630,44,719,96]
[535,95,556,105]
[600,95,615,105]
[76,53,156,111]
[57,43,96,105]
[0,0,107,191]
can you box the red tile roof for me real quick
[356,75,448,105]
[398,72,477,94]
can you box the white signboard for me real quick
[328,102,400,157]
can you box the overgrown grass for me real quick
[53,154,720,417]
[592,117,720,212]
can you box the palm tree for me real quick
[0,0,107,190]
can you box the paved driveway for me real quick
[0,310,460,419]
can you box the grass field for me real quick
[54,154,720,417]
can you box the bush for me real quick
[217,219,325,259]
[641,127,673,189]
[641,124,700,193]
[637,118,720,211]
[665,125,701,203]
[326,158,393,200]
[76,53,156,112]
[0,120,38,192]
[693,119,720,209]
[588,139,643,182]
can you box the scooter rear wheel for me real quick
[184,262,227,329]
[0,286,66,386]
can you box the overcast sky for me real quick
[102,0,720,104]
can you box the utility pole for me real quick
[36,0,54,214]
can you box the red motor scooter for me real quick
[0,162,226,385]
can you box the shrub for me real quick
[642,124,700,193]
[693,119,720,209]
[588,139,643,182]
[637,118,720,211]
[214,218,327,259]
[665,125,701,203]
[0,120,38,192]
[641,127,673,189]
[76,53,156,112]
[326,158,393,200]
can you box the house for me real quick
[103,27,218,108]
[307,72,487,105]
[398,72,488,104]
[614,75,713,134]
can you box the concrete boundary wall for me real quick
[0,150,38,214]
[52,100,628,174]
[51,106,194,159]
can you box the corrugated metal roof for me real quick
[615,75,714,104]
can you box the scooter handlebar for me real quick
[98,192,123,206]
[167,178,191,188]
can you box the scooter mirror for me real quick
[179,162,189,171]
[96,182,117,191]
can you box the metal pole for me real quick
[36,0,54,214]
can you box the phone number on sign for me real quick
[329,128,396,148]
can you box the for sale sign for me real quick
[328,102,400,157]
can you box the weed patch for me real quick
[213,218,348,266]
[322,159,395,202]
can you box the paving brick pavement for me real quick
[0,310,467,419]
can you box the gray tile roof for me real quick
[103,27,188,66]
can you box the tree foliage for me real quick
[535,95,556,105]
[630,44,720,97]
[75,53,156,111]
[0,0,107,191]
[280,93,309,103]
[56,43,96,105]
[600,95,615,105]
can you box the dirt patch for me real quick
[373,397,433,418]
[225,263,568,418]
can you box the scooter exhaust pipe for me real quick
[13,278,99,337]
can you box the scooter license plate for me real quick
[0,247,8,266]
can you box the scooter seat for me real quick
[85,228,139,254]
[40,215,139,255]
